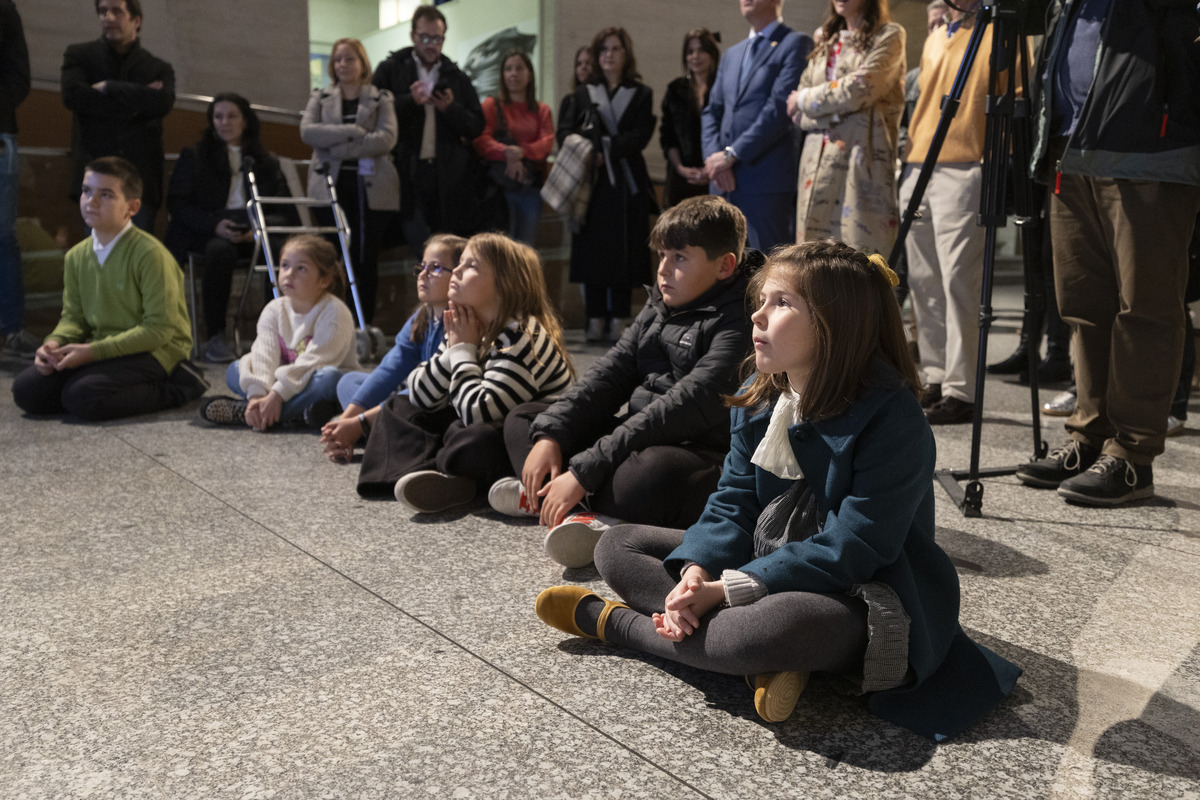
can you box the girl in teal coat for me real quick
[536,240,1020,740]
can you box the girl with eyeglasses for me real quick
[321,234,466,462]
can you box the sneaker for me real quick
[199,396,247,426]
[1041,390,1076,417]
[924,395,974,425]
[1166,415,1185,436]
[544,512,614,568]
[203,335,236,363]
[302,398,341,430]
[585,318,606,343]
[919,383,942,409]
[1016,438,1100,489]
[1057,454,1154,506]
[1,329,41,358]
[487,477,538,518]
[608,317,631,343]
[394,470,476,512]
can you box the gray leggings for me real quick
[594,524,870,676]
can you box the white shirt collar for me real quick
[751,389,805,480]
[750,18,782,43]
[92,220,134,266]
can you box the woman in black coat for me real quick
[562,27,657,344]
[164,93,292,362]
[660,28,720,209]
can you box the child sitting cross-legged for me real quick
[489,195,758,567]
[199,234,360,430]
[356,232,574,511]
[535,241,1022,739]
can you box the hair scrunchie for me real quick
[868,253,899,287]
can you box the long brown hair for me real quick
[498,49,538,112]
[811,0,891,56]
[681,28,721,109]
[411,233,467,343]
[729,240,918,420]
[467,233,575,379]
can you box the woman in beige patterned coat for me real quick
[787,0,905,257]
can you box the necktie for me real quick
[740,35,763,91]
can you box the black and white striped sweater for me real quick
[406,318,572,425]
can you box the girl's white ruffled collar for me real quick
[751,389,805,479]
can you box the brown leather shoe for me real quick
[924,396,975,425]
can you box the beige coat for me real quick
[300,84,400,211]
[792,23,906,256]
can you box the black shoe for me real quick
[920,383,942,409]
[168,358,211,405]
[987,346,1031,375]
[1016,439,1100,488]
[302,398,341,430]
[1019,355,1073,385]
[1057,454,1154,506]
[925,396,974,425]
[199,396,247,426]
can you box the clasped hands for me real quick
[654,564,725,642]
[244,391,283,432]
[34,340,93,375]
[702,151,736,193]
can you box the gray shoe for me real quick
[394,470,475,512]
[203,335,236,363]
[1016,439,1100,489]
[1,329,41,359]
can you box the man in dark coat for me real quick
[372,4,485,244]
[1,0,33,357]
[61,0,174,232]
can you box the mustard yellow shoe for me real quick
[535,585,627,643]
[748,671,809,723]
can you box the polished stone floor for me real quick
[3,280,1198,799]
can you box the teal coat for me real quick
[666,366,1021,740]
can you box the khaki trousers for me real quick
[900,163,987,402]
[1051,174,1200,463]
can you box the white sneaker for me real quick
[544,512,616,568]
[1042,390,1076,417]
[585,318,606,343]
[1166,415,1185,436]
[488,477,538,518]
[608,318,631,343]
[394,470,475,513]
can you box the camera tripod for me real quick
[890,1,1048,517]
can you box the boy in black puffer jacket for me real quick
[492,196,758,567]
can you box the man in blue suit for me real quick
[702,0,813,252]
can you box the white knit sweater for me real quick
[238,293,360,401]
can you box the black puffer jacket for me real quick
[530,267,754,493]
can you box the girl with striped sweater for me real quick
[357,233,574,510]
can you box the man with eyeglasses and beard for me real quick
[373,5,485,244]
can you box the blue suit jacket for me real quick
[701,23,813,196]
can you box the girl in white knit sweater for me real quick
[199,235,360,430]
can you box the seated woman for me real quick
[165,93,293,363]
[536,241,1021,740]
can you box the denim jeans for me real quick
[225,361,344,424]
[504,186,543,246]
[0,133,22,335]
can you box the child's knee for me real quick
[224,361,241,394]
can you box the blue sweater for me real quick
[666,367,1021,740]
[349,311,443,409]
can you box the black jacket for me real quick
[371,48,485,234]
[530,270,753,493]
[0,0,30,134]
[1030,0,1200,186]
[659,76,707,168]
[60,38,175,207]
[163,141,293,263]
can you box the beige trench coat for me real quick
[792,23,906,256]
[300,84,400,212]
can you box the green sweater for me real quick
[48,226,192,372]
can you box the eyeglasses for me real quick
[417,34,445,45]
[413,262,447,276]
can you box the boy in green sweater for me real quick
[12,156,205,420]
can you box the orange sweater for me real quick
[903,16,999,164]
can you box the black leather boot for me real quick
[988,315,1033,375]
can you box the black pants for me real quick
[201,236,255,338]
[595,524,869,676]
[12,353,183,421]
[315,168,386,326]
[504,401,723,528]
[357,394,510,497]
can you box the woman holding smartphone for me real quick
[165,93,293,363]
